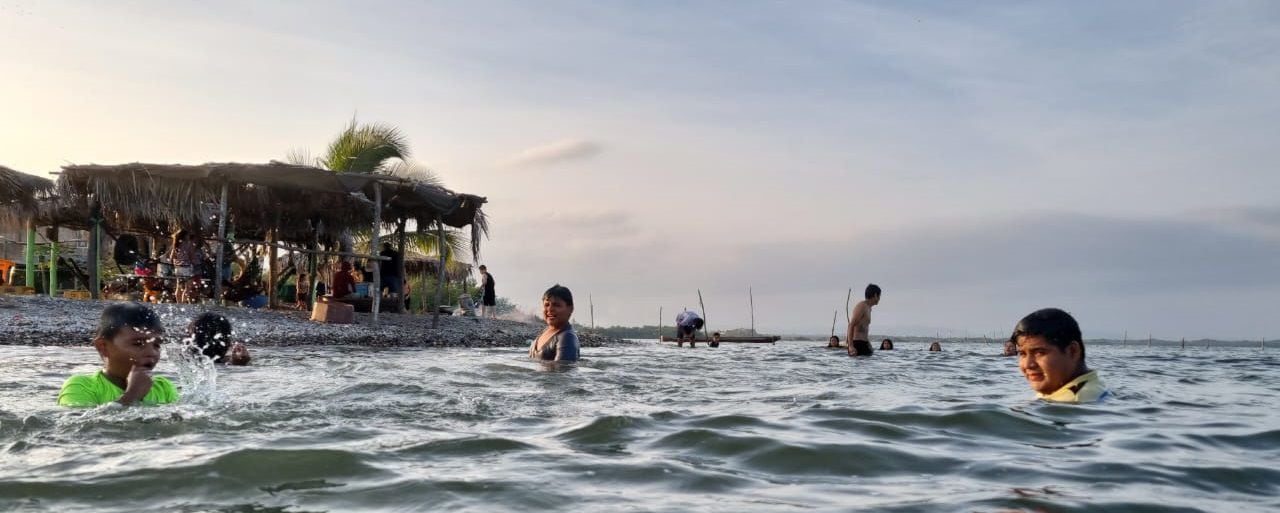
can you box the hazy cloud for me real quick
[500,139,602,168]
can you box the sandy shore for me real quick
[0,296,626,348]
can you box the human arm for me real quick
[555,330,581,361]
[116,365,154,406]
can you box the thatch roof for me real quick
[0,165,56,231]
[55,162,489,257]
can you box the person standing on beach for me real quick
[479,265,497,319]
[379,243,404,303]
[847,284,880,357]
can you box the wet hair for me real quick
[880,338,894,350]
[543,284,573,307]
[478,265,487,271]
[189,312,233,362]
[96,303,165,341]
[829,335,840,341]
[929,342,942,351]
[865,283,881,300]
[1010,308,1085,360]
[712,332,721,338]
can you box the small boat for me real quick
[659,335,780,344]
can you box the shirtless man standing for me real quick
[846,284,881,357]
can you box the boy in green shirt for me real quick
[58,303,179,407]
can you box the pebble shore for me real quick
[0,296,626,348]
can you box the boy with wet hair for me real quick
[58,303,179,407]
[189,312,250,365]
[1010,308,1110,403]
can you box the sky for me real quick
[2,0,1278,339]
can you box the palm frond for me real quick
[383,160,443,187]
[321,118,410,174]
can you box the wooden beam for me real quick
[24,219,35,288]
[432,216,445,328]
[267,213,280,310]
[213,181,228,304]
[371,181,382,324]
[89,204,101,299]
[48,226,58,297]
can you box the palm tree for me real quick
[288,119,473,266]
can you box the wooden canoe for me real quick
[659,336,780,344]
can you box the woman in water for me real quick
[529,284,580,362]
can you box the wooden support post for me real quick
[307,231,318,311]
[24,219,36,288]
[213,182,228,304]
[371,181,382,324]
[830,309,838,337]
[658,306,663,340]
[88,205,101,299]
[589,294,595,330]
[395,217,407,313]
[748,286,755,335]
[267,217,279,310]
[420,267,429,315]
[845,288,852,327]
[48,226,59,297]
[432,216,445,328]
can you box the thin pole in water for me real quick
[589,294,595,331]
[658,307,663,341]
[1123,331,1127,346]
[845,288,852,327]
[749,286,755,335]
[830,309,838,338]
[1148,334,1152,347]
[698,289,709,339]
[1181,337,1186,349]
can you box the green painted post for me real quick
[24,220,36,287]
[48,228,59,297]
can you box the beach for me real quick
[0,295,624,348]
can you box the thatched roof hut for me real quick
[56,162,489,257]
[0,165,56,232]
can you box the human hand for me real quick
[118,364,154,405]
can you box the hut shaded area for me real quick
[50,162,487,321]
[0,165,56,232]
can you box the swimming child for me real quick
[928,342,942,352]
[189,312,251,365]
[710,332,721,348]
[827,336,842,348]
[57,303,179,407]
[529,284,580,362]
[1010,308,1110,403]
[880,339,895,350]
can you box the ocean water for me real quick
[1,341,1277,512]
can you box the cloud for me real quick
[499,139,602,168]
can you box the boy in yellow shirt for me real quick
[1010,308,1110,404]
[58,303,179,407]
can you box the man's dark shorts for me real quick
[850,340,874,356]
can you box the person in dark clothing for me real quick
[479,265,497,319]
[379,243,403,299]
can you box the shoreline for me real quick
[0,296,626,348]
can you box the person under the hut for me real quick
[529,284,580,362]
[478,265,497,319]
[58,303,179,407]
[295,273,311,310]
[379,243,404,304]
[170,229,204,304]
[330,261,357,298]
[188,312,250,365]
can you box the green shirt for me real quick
[57,371,179,407]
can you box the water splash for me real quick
[164,334,220,406]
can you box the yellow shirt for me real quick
[1037,370,1110,404]
[57,371,179,407]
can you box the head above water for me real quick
[828,335,840,347]
[94,303,166,376]
[1010,308,1088,395]
[478,265,487,272]
[865,283,881,305]
[542,284,574,329]
[189,312,233,363]
[880,338,894,350]
[712,332,721,341]
[929,342,942,351]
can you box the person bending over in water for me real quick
[710,332,721,348]
[189,312,250,365]
[880,339,894,350]
[846,284,880,357]
[58,303,179,407]
[1010,308,1110,404]
[675,309,704,348]
[827,335,842,348]
[1002,340,1018,357]
[929,342,942,352]
[530,284,580,362]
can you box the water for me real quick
[1,341,1277,512]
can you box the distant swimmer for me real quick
[827,335,842,349]
[710,332,721,348]
[530,284,580,362]
[880,339,894,350]
[929,342,942,352]
[1010,308,1110,404]
[675,310,704,348]
[846,284,880,357]
[1001,340,1017,357]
